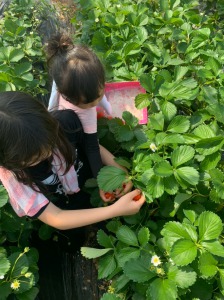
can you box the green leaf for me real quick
[198,252,218,278]
[183,210,197,224]
[98,254,116,279]
[123,42,141,56]
[148,278,177,300]
[0,186,8,208]
[200,152,221,171]
[100,293,122,300]
[161,221,192,248]
[14,62,32,76]
[168,265,197,289]
[0,256,10,277]
[149,112,164,131]
[167,116,190,133]
[113,273,130,293]
[114,125,135,142]
[81,247,113,259]
[164,175,179,195]
[9,48,24,62]
[169,193,192,217]
[154,161,173,177]
[170,239,198,266]
[175,167,199,186]
[171,145,195,167]
[139,73,155,93]
[174,66,189,81]
[97,230,113,248]
[161,101,177,121]
[116,247,140,268]
[135,93,151,109]
[201,241,224,257]
[124,257,155,283]
[8,252,29,277]
[196,137,224,156]
[97,166,127,191]
[198,211,223,241]
[116,226,138,246]
[138,227,150,246]
[147,175,164,198]
[122,111,139,127]
[193,124,215,138]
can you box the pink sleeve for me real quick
[0,168,49,217]
[58,95,97,134]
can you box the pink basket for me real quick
[105,81,148,124]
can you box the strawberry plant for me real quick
[78,0,224,299]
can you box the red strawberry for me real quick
[133,193,141,201]
[105,192,113,199]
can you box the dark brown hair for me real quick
[45,32,105,105]
[0,91,74,190]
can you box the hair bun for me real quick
[45,33,74,59]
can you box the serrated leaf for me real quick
[168,265,197,289]
[124,257,155,283]
[8,252,29,277]
[116,247,140,268]
[161,221,191,247]
[183,210,197,224]
[116,226,138,246]
[169,193,191,217]
[167,116,190,133]
[198,252,218,278]
[135,93,151,109]
[161,101,177,121]
[174,66,189,81]
[97,166,127,191]
[100,293,122,300]
[193,124,215,138]
[122,111,139,127]
[147,175,164,198]
[0,186,8,208]
[154,161,173,177]
[148,278,177,300]
[196,136,224,156]
[123,42,141,56]
[164,175,179,195]
[98,254,116,279]
[81,247,112,259]
[170,239,197,266]
[114,125,135,142]
[149,112,164,131]
[201,152,221,171]
[138,227,150,246]
[201,241,224,257]
[171,145,195,167]
[175,167,199,185]
[198,211,223,241]
[97,230,113,248]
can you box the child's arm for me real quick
[38,189,145,230]
[99,145,133,201]
[48,80,59,111]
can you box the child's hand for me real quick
[112,189,145,216]
[100,189,116,202]
[114,180,133,198]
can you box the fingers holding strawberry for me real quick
[100,189,116,202]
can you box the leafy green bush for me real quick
[0,0,48,96]
[78,0,224,299]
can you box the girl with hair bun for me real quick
[0,91,145,231]
[45,32,132,201]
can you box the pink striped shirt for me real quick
[0,150,80,217]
